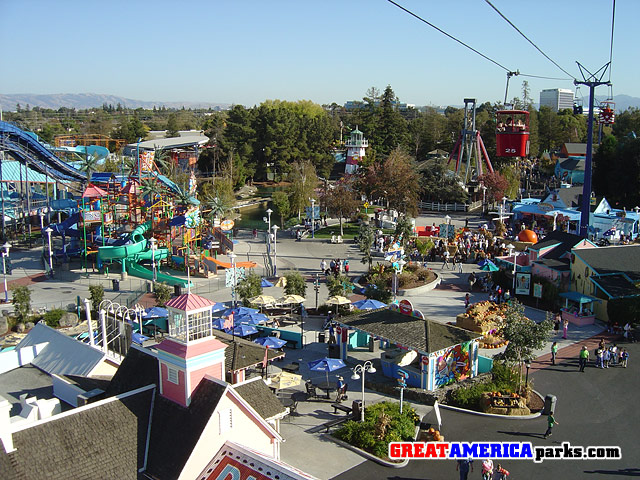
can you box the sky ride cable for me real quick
[607,0,616,96]
[483,0,577,82]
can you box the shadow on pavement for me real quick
[584,469,640,476]
[497,430,545,439]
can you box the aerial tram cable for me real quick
[483,0,577,81]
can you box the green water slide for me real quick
[98,222,190,288]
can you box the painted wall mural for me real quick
[433,342,471,388]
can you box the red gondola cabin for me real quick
[496,110,530,157]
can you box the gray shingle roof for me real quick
[338,309,481,354]
[233,378,287,421]
[591,274,640,299]
[574,244,640,277]
[213,330,285,371]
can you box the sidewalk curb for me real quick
[324,434,409,468]
[440,390,545,420]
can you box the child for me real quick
[603,347,610,369]
[464,293,471,309]
[495,463,510,479]
[551,342,558,365]
[481,458,493,480]
[610,344,618,365]
[621,348,629,368]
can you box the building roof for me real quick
[165,293,215,311]
[574,244,640,278]
[213,330,285,372]
[0,160,60,184]
[554,186,583,208]
[338,309,481,354]
[16,323,107,377]
[0,365,64,416]
[1,385,154,480]
[530,230,585,259]
[559,157,585,171]
[563,143,587,155]
[125,135,209,152]
[591,274,640,299]
[533,257,571,272]
[233,377,287,421]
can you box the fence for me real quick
[417,200,482,212]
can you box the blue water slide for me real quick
[0,121,86,182]
[50,212,81,236]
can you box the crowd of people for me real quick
[320,258,349,277]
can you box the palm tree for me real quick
[79,153,100,184]
[205,196,231,224]
[174,184,198,210]
[153,147,174,177]
[139,178,166,202]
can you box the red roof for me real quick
[82,184,108,198]
[166,293,215,311]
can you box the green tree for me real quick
[271,191,290,228]
[284,270,307,297]
[478,171,509,203]
[236,272,263,305]
[166,113,180,138]
[11,286,32,323]
[88,284,104,311]
[324,177,360,237]
[78,153,100,183]
[419,159,468,203]
[415,238,434,263]
[378,148,422,216]
[357,223,375,268]
[327,274,354,297]
[153,283,172,306]
[287,160,318,219]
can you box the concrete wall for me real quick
[51,375,85,407]
[0,343,48,375]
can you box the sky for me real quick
[1,0,637,108]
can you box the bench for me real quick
[320,417,349,433]
[331,403,352,415]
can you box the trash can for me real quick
[351,400,362,421]
[318,332,326,343]
[174,285,182,296]
[328,344,340,358]
[543,394,557,415]
[146,281,152,293]
[111,279,120,292]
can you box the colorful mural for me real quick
[433,342,471,388]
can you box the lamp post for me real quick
[501,196,508,224]
[228,252,237,308]
[351,360,376,422]
[39,210,45,247]
[266,208,273,233]
[314,273,320,309]
[481,185,487,214]
[272,225,279,277]
[310,198,316,238]
[506,244,516,292]
[149,237,157,283]
[2,242,10,303]
[524,359,531,393]
[44,227,53,276]
[444,215,451,239]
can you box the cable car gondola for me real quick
[495,110,530,157]
[599,100,615,125]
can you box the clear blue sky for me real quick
[1,0,636,107]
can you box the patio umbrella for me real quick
[211,302,227,313]
[326,296,351,305]
[268,371,302,390]
[143,306,168,318]
[236,312,269,325]
[279,294,306,304]
[222,306,259,317]
[352,299,387,310]
[479,260,499,272]
[254,336,287,349]
[275,276,287,288]
[249,295,277,306]
[308,357,346,385]
[477,259,490,267]
[261,278,275,287]
[212,318,227,330]
[232,324,259,337]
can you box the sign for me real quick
[220,219,234,231]
[83,210,102,223]
[399,299,413,315]
[538,202,554,212]
[364,202,370,209]
[533,283,543,299]
[304,206,320,219]
[138,150,155,172]
[103,212,113,225]
[515,273,531,295]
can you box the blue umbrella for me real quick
[352,299,387,310]
[479,260,500,272]
[236,312,269,325]
[212,318,228,330]
[211,302,227,313]
[254,336,287,349]
[308,357,346,384]
[261,278,274,287]
[144,307,168,318]
[477,259,490,267]
[232,324,259,337]
[222,307,259,317]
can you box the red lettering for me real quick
[389,443,400,458]
[426,443,437,458]
[435,442,449,458]
[413,443,425,458]
[402,443,413,458]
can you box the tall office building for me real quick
[539,88,575,112]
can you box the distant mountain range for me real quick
[0,93,230,111]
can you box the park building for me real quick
[539,88,575,112]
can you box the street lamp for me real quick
[44,227,53,276]
[506,244,516,291]
[265,208,273,233]
[310,198,316,238]
[2,242,10,303]
[314,273,320,309]
[524,359,532,393]
[39,210,45,247]
[444,215,451,225]
[149,237,157,283]
[351,361,376,422]
[228,252,237,308]
[501,196,508,224]
[272,225,279,276]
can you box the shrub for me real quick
[43,308,66,328]
[154,282,172,306]
[450,382,497,410]
[236,271,262,305]
[327,274,353,297]
[397,271,417,288]
[88,284,105,311]
[491,360,520,391]
[284,270,307,297]
[11,285,32,322]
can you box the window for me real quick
[167,366,179,384]
[219,408,233,434]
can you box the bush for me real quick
[491,360,520,391]
[236,271,262,305]
[11,285,32,322]
[284,270,307,297]
[88,284,105,311]
[327,274,353,297]
[154,282,172,306]
[397,271,417,288]
[43,308,66,328]
[450,382,497,410]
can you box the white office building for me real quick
[539,88,575,112]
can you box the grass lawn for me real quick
[312,222,394,239]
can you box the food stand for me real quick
[559,292,601,326]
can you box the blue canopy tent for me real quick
[235,312,269,325]
[222,307,259,317]
[254,336,287,349]
[352,299,387,310]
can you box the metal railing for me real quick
[417,200,483,212]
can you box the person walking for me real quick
[621,348,629,368]
[544,412,558,438]
[320,259,327,275]
[579,345,589,372]
[610,344,618,365]
[603,347,611,368]
[596,347,604,369]
[481,458,493,480]
[455,457,473,480]
[442,249,450,269]
[553,314,561,335]
[562,318,569,339]
[551,342,558,365]
[464,293,471,309]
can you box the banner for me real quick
[139,150,155,172]
[515,273,531,295]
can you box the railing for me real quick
[417,200,482,212]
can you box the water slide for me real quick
[50,212,81,237]
[0,121,86,182]
[98,221,189,287]
[201,254,256,269]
